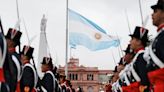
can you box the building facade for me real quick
[58,58,113,92]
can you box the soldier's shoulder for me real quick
[157,30,164,37]
[156,31,164,43]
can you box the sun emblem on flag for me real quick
[94,33,101,40]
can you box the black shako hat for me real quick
[113,66,117,73]
[21,45,34,59]
[123,44,133,54]
[5,28,22,45]
[151,0,164,10]
[129,26,149,46]
[41,57,53,67]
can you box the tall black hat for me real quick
[113,66,117,73]
[123,44,133,54]
[151,0,164,10]
[21,45,34,59]
[41,57,53,68]
[118,57,124,65]
[5,28,22,45]
[129,26,149,46]
[59,73,66,78]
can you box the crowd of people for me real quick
[0,25,83,92]
[105,0,164,92]
[0,21,82,92]
[0,7,85,92]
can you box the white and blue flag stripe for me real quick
[69,9,120,51]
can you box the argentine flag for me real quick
[69,9,120,51]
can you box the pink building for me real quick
[58,58,113,92]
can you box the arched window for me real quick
[88,86,93,92]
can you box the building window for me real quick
[69,73,78,80]
[69,74,71,80]
[87,74,94,81]
[75,74,78,80]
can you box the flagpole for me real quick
[70,47,72,58]
[65,0,69,78]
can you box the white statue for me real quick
[40,14,47,31]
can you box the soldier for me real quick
[65,80,72,92]
[144,0,164,92]
[105,83,112,92]
[123,44,134,64]
[20,45,38,92]
[76,86,83,92]
[70,84,75,92]
[111,66,121,92]
[59,74,67,92]
[117,60,125,73]
[55,73,62,92]
[119,44,134,92]
[0,31,9,92]
[52,66,61,92]
[129,26,150,92]
[40,57,56,92]
[3,28,22,92]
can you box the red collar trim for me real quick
[134,47,144,53]
[8,48,16,53]
[23,60,30,65]
[157,24,164,32]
